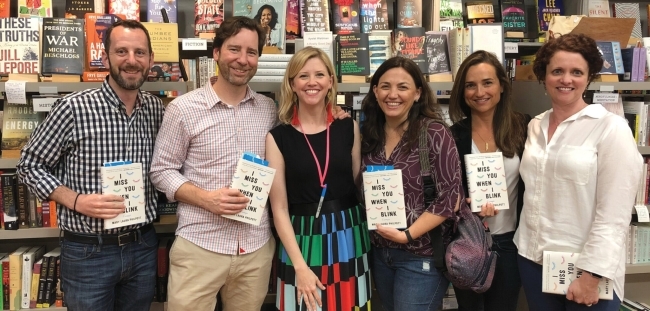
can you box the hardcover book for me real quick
[542,251,613,300]
[500,0,526,37]
[425,31,451,74]
[368,33,391,75]
[41,18,85,75]
[363,167,407,230]
[85,14,124,70]
[464,152,510,212]
[1,172,17,230]
[587,0,610,17]
[396,0,422,27]
[223,153,276,226]
[394,27,427,73]
[612,3,642,39]
[194,0,224,36]
[440,0,463,31]
[18,0,51,17]
[337,33,370,76]
[233,0,287,51]
[100,162,147,229]
[332,0,360,34]
[465,1,495,24]
[148,62,182,81]
[1,102,46,158]
[286,0,301,39]
[537,0,563,31]
[0,17,40,74]
[360,0,389,33]
[0,0,9,17]
[596,41,624,75]
[65,0,95,18]
[300,0,330,33]
[142,22,179,62]
[147,0,177,22]
[108,0,140,20]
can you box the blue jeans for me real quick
[454,231,521,311]
[60,228,158,311]
[372,246,449,311]
[518,255,621,311]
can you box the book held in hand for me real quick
[542,251,613,300]
[223,153,276,226]
[464,152,509,212]
[362,166,407,230]
[100,162,146,229]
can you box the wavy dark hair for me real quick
[449,51,527,158]
[213,16,265,57]
[254,5,279,30]
[533,33,604,85]
[361,56,444,155]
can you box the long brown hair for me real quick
[448,50,526,158]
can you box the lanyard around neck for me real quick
[296,119,330,189]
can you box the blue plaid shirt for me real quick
[17,78,165,234]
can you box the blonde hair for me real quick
[278,47,338,124]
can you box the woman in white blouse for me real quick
[514,33,643,310]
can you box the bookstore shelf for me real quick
[638,147,650,155]
[626,263,650,274]
[0,158,19,169]
[0,82,189,93]
[0,223,178,240]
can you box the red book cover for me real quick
[194,0,224,36]
[42,200,50,227]
[0,0,10,17]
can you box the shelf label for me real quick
[592,92,619,104]
[5,81,27,104]
[636,205,649,222]
[504,42,518,54]
[182,39,207,51]
[33,97,59,112]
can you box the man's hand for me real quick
[201,187,249,215]
[74,193,126,219]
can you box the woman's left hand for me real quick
[375,224,409,244]
[566,273,600,307]
[332,105,350,120]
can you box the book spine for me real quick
[36,255,50,308]
[29,261,41,308]
[2,174,17,230]
[463,154,477,212]
[2,260,9,309]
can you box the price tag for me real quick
[504,42,518,54]
[635,205,650,222]
[181,38,207,51]
[592,93,619,104]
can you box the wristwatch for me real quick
[588,271,603,279]
[404,228,415,243]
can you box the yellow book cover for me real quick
[142,22,179,62]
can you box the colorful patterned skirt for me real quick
[276,200,372,311]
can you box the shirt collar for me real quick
[204,76,256,109]
[537,104,608,122]
[101,76,144,110]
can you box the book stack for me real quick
[252,54,293,83]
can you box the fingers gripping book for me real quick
[223,152,276,225]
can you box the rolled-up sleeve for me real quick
[577,117,643,279]
[17,98,72,201]
[426,122,463,219]
[150,101,191,202]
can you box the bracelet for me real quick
[73,193,81,213]
[404,228,415,243]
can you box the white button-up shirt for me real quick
[514,104,643,300]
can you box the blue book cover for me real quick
[537,0,563,32]
[147,0,177,22]
[233,0,287,51]
[597,41,624,75]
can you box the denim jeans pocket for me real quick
[62,241,98,262]
[139,230,158,248]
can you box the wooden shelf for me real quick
[627,263,650,274]
[0,223,177,240]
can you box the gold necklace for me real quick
[474,130,491,152]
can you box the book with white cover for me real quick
[464,152,509,212]
[223,154,276,225]
[542,251,613,300]
[362,167,407,230]
[100,162,147,229]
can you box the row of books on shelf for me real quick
[0,172,58,231]
[622,298,650,311]
[627,222,650,265]
[0,246,62,310]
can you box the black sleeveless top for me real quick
[269,118,356,204]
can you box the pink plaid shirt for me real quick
[150,80,277,255]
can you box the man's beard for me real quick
[217,57,256,86]
[109,59,148,90]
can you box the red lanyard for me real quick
[296,120,330,188]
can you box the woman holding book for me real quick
[514,33,642,310]
[448,50,529,311]
[266,46,371,311]
[254,4,281,48]
[360,56,462,311]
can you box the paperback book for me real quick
[332,0,360,34]
[363,166,407,230]
[542,251,613,300]
[360,0,389,32]
[224,153,276,226]
[100,162,146,229]
[464,152,509,212]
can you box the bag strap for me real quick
[419,120,446,271]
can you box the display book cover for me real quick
[362,165,407,230]
[224,152,276,225]
[337,33,370,76]
[100,161,146,229]
[464,152,509,212]
[542,251,613,300]
[537,0,563,32]
[596,41,624,75]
